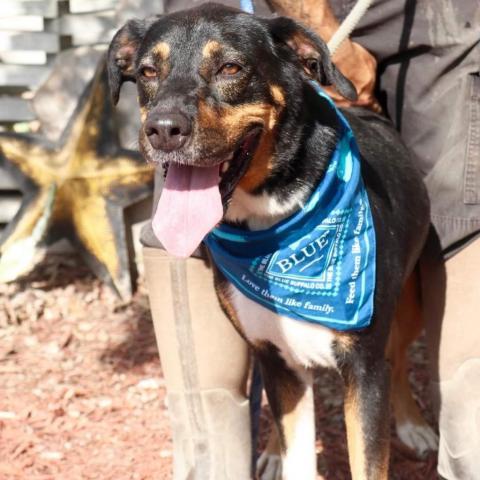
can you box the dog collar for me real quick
[204,84,376,331]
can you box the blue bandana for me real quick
[204,85,376,331]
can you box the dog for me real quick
[108,3,438,478]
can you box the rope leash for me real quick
[327,0,374,54]
[240,0,372,54]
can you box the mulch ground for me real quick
[0,254,438,479]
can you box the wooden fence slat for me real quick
[59,12,116,46]
[0,97,35,122]
[0,64,51,89]
[0,32,59,53]
[0,168,19,190]
[0,15,44,32]
[0,194,21,223]
[0,1,58,19]
[115,0,165,26]
[69,0,118,14]
[0,51,47,65]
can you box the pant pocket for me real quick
[464,73,480,205]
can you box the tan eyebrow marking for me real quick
[152,41,170,59]
[202,40,222,58]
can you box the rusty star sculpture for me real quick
[0,62,154,299]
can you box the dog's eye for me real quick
[305,58,319,73]
[217,63,242,77]
[140,66,158,79]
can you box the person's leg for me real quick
[423,238,480,480]
[143,247,252,480]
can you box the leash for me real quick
[240,0,372,56]
[327,0,374,55]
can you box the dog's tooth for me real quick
[221,161,230,173]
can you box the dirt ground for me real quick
[0,255,438,479]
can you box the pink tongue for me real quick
[152,163,223,257]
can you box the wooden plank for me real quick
[0,194,22,223]
[0,97,35,122]
[0,51,47,65]
[0,32,59,53]
[0,1,57,19]
[0,16,44,32]
[70,28,117,47]
[115,0,164,27]
[58,12,116,46]
[69,0,117,13]
[0,65,51,89]
[0,168,20,190]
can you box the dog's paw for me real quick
[396,421,439,457]
[256,451,282,480]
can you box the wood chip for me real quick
[0,254,437,479]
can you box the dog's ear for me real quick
[107,18,155,105]
[266,17,357,101]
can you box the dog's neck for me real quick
[225,83,341,231]
[225,185,311,230]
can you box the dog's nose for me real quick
[145,113,192,152]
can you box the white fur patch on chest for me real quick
[225,187,309,230]
[228,284,338,371]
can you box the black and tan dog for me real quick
[108,3,438,478]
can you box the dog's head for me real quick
[107,3,356,255]
[108,3,355,191]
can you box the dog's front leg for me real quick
[257,348,316,480]
[341,356,391,480]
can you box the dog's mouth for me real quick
[151,128,262,258]
[219,128,262,201]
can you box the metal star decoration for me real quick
[0,62,154,299]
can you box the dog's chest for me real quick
[228,284,338,370]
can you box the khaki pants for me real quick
[423,239,480,480]
[143,247,252,480]
[144,237,480,480]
